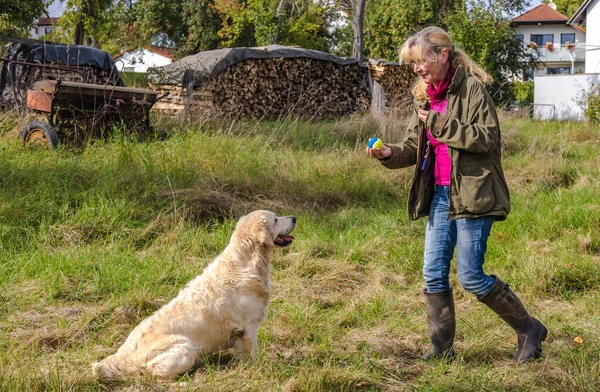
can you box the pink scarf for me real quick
[427,66,455,105]
[425,66,454,186]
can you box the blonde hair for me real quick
[399,26,492,101]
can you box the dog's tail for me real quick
[92,354,129,379]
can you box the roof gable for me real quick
[37,17,60,26]
[568,0,596,24]
[513,4,569,23]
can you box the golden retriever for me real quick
[92,210,296,380]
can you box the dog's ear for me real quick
[232,212,274,246]
[254,215,274,246]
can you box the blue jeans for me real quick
[423,185,495,297]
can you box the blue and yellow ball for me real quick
[368,137,383,149]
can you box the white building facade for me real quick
[113,48,175,73]
[512,2,586,78]
[29,0,65,39]
[515,0,600,120]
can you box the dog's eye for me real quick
[274,217,278,223]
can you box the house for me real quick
[113,47,175,74]
[28,0,65,39]
[29,17,60,40]
[530,0,600,121]
[512,2,585,78]
[569,0,600,73]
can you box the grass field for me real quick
[0,112,599,391]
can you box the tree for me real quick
[54,0,222,56]
[0,0,50,37]
[544,0,582,19]
[446,0,538,103]
[52,0,126,51]
[363,0,436,61]
[213,0,342,52]
[352,0,366,58]
[180,0,223,53]
[363,0,462,61]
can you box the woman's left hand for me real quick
[418,109,430,123]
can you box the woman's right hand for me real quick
[366,144,392,160]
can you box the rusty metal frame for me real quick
[2,56,160,143]
[0,57,121,115]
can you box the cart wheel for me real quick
[21,121,60,149]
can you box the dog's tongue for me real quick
[280,235,294,241]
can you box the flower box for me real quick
[545,41,554,51]
[565,41,575,51]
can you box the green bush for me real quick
[576,82,600,124]
[120,72,149,88]
[510,80,534,104]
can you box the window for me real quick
[531,34,554,46]
[515,34,524,43]
[547,67,570,75]
[561,33,575,45]
[44,27,53,34]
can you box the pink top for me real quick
[427,100,452,186]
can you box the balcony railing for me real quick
[526,43,585,63]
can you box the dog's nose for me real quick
[291,216,297,224]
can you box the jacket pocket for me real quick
[459,170,495,214]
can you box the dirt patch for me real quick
[343,325,422,359]
[7,305,89,352]
[157,185,351,227]
[158,188,247,223]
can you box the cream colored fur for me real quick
[92,210,296,380]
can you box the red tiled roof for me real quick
[37,17,60,26]
[148,46,176,61]
[512,4,568,22]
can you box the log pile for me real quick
[150,57,371,119]
[147,84,187,116]
[368,62,417,108]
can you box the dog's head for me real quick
[233,210,296,247]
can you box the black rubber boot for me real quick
[479,275,548,363]
[423,289,456,360]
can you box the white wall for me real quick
[533,73,600,120]
[114,49,173,73]
[586,0,600,73]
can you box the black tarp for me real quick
[0,38,123,107]
[148,44,364,91]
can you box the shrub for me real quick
[575,82,600,124]
[510,80,534,104]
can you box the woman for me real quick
[367,26,547,363]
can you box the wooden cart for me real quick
[23,79,162,148]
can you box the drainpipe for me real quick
[568,49,575,74]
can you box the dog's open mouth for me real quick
[274,235,294,247]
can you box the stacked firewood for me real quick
[151,57,371,119]
[147,84,187,116]
[368,62,416,107]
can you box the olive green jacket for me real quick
[381,66,510,221]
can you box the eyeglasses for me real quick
[408,57,438,67]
